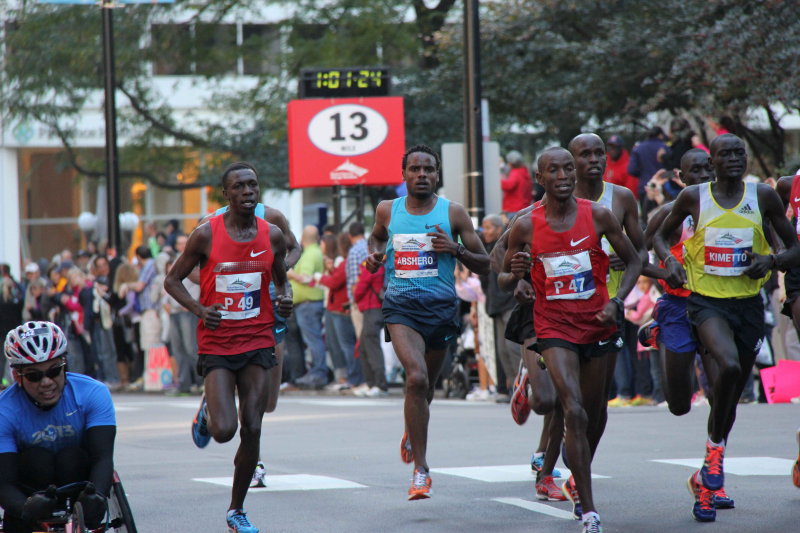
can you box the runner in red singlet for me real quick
[164,162,292,533]
[504,147,641,533]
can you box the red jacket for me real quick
[318,261,349,313]
[603,149,638,198]
[353,264,384,312]
[501,166,532,212]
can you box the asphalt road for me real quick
[112,392,800,533]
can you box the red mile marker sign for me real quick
[288,96,405,188]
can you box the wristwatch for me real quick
[455,243,466,258]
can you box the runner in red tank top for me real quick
[504,147,641,533]
[641,149,714,418]
[775,171,800,332]
[165,162,292,533]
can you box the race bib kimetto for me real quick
[703,227,753,276]
[541,251,596,300]
[393,234,438,278]
[214,272,262,319]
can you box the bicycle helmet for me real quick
[4,321,68,366]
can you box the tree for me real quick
[1,0,459,192]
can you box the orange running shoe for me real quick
[793,429,800,488]
[510,366,531,425]
[408,468,432,500]
[535,475,566,501]
[400,431,413,464]
[561,475,582,520]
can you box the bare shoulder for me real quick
[263,206,289,227]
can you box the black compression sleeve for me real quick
[0,452,26,518]
[84,425,116,497]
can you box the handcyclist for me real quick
[0,321,116,533]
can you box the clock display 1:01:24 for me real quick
[316,69,384,89]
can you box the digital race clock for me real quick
[299,67,391,98]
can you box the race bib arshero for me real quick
[393,234,438,278]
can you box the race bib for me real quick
[393,234,438,278]
[795,208,800,240]
[215,272,261,319]
[541,251,596,300]
[703,227,753,276]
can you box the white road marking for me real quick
[283,398,401,407]
[431,465,608,482]
[493,497,575,520]
[652,456,795,476]
[193,474,366,491]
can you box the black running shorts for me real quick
[686,293,764,355]
[197,347,277,377]
[535,335,623,362]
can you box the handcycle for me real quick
[0,471,136,533]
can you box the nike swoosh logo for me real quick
[570,236,589,247]
[598,340,610,346]
[66,410,78,416]
[794,197,800,202]
[425,223,443,229]
[250,250,267,257]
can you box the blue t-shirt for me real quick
[383,196,458,325]
[0,373,116,454]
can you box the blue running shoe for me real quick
[700,442,724,491]
[192,395,211,449]
[227,509,258,533]
[530,454,561,478]
[713,487,734,510]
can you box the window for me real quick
[195,23,237,76]
[242,24,281,76]
[151,24,192,75]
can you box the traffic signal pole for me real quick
[463,0,484,224]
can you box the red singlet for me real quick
[530,198,614,344]
[658,216,694,298]
[789,175,800,240]
[198,214,275,355]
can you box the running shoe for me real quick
[581,512,602,533]
[794,429,800,489]
[530,454,561,478]
[191,395,211,449]
[400,431,413,464]
[713,487,734,509]
[687,470,715,522]
[226,509,259,533]
[687,468,733,509]
[700,441,725,490]
[536,475,566,501]
[251,461,266,488]
[510,367,531,425]
[408,468,432,501]
[607,396,630,407]
[561,475,582,520]
[637,319,659,349]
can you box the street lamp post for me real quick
[463,0,485,225]
[102,0,122,254]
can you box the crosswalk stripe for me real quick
[651,456,795,476]
[493,497,575,520]
[194,474,366,491]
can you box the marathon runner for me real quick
[654,134,800,522]
[366,144,489,500]
[504,147,642,533]
[164,162,292,533]
[208,197,300,488]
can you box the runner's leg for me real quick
[387,323,431,472]
[204,368,238,443]
[230,364,271,511]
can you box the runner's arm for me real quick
[502,216,533,279]
[270,224,293,316]
[746,184,800,277]
[643,203,672,280]
[654,187,697,288]
[0,452,26,518]
[447,203,490,275]
[596,205,642,303]
[366,201,391,273]
[265,207,301,269]
[775,175,793,211]
[618,188,659,278]
[84,425,116,497]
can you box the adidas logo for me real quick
[738,203,754,214]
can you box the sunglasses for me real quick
[19,361,66,383]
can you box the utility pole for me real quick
[101,0,121,252]
[463,0,484,224]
